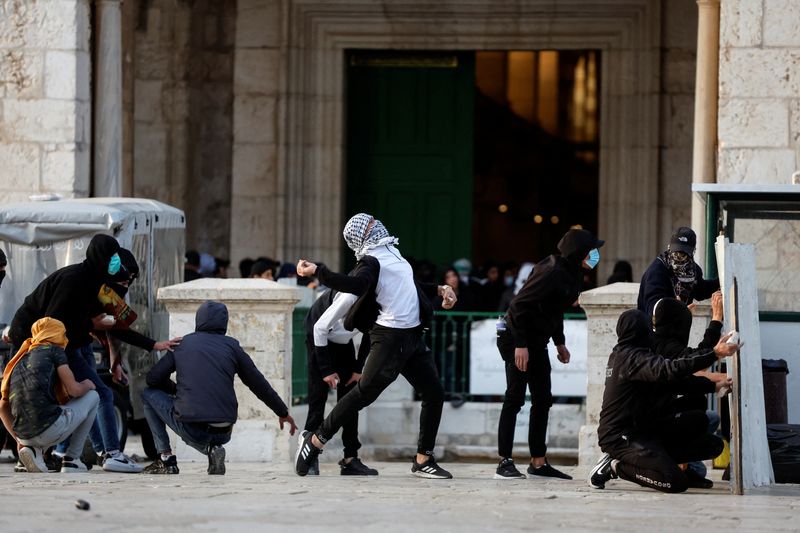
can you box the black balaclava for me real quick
[615,309,653,349]
[652,297,692,348]
[110,248,139,297]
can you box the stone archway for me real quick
[275,0,662,275]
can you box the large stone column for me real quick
[158,279,300,462]
[690,0,720,269]
[577,282,712,467]
[93,0,123,197]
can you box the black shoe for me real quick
[207,445,226,475]
[722,465,730,481]
[14,460,27,473]
[494,457,526,480]
[143,456,179,475]
[411,454,453,479]
[44,453,62,472]
[685,468,713,489]
[589,453,616,489]
[527,460,572,480]
[307,455,320,476]
[339,457,378,476]
[295,431,322,476]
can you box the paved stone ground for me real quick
[2,444,799,533]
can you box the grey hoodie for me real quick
[146,301,289,423]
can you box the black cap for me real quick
[669,227,696,255]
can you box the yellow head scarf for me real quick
[1,317,70,402]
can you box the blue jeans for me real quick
[141,388,231,456]
[56,344,119,455]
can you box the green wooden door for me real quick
[346,52,474,269]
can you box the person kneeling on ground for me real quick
[650,292,729,488]
[142,300,297,475]
[589,309,739,493]
[0,318,99,473]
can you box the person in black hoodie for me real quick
[638,227,719,319]
[9,234,144,473]
[294,213,457,479]
[650,293,728,488]
[494,228,603,480]
[142,300,297,475]
[589,309,739,493]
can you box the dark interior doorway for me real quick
[472,50,601,271]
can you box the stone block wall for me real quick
[657,0,698,253]
[128,0,235,258]
[0,0,91,203]
[718,0,800,184]
[229,0,284,268]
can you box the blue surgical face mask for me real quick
[504,275,514,287]
[108,253,121,275]
[585,248,600,269]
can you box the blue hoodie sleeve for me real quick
[146,351,177,394]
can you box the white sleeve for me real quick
[312,292,358,347]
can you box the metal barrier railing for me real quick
[290,308,586,403]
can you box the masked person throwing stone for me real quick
[494,229,603,480]
[295,213,457,479]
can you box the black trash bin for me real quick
[762,359,789,424]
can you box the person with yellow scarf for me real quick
[0,317,99,473]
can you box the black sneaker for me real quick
[411,455,453,479]
[44,453,63,472]
[14,460,27,473]
[308,455,320,476]
[527,460,573,480]
[143,456,179,475]
[207,445,226,475]
[494,458,526,480]
[589,453,617,489]
[295,431,322,476]
[685,468,713,489]
[339,457,379,476]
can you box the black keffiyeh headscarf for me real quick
[343,213,399,260]
[658,249,698,303]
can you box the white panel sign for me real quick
[469,318,588,397]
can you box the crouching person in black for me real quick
[652,292,730,488]
[142,301,297,475]
[589,309,739,493]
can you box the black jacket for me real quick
[506,229,599,348]
[9,234,120,349]
[315,255,437,332]
[597,310,718,449]
[303,288,370,376]
[637,256,719,319]
[637,298,722,428]
[146,301,288,423]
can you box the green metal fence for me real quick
[291,307,309,404]
[290,308,586,404]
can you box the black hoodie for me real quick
[9,234,120,349]
[597,309,718,448]
[652,297,722,359]
[506,229,602,348]
[146,300,288,423]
